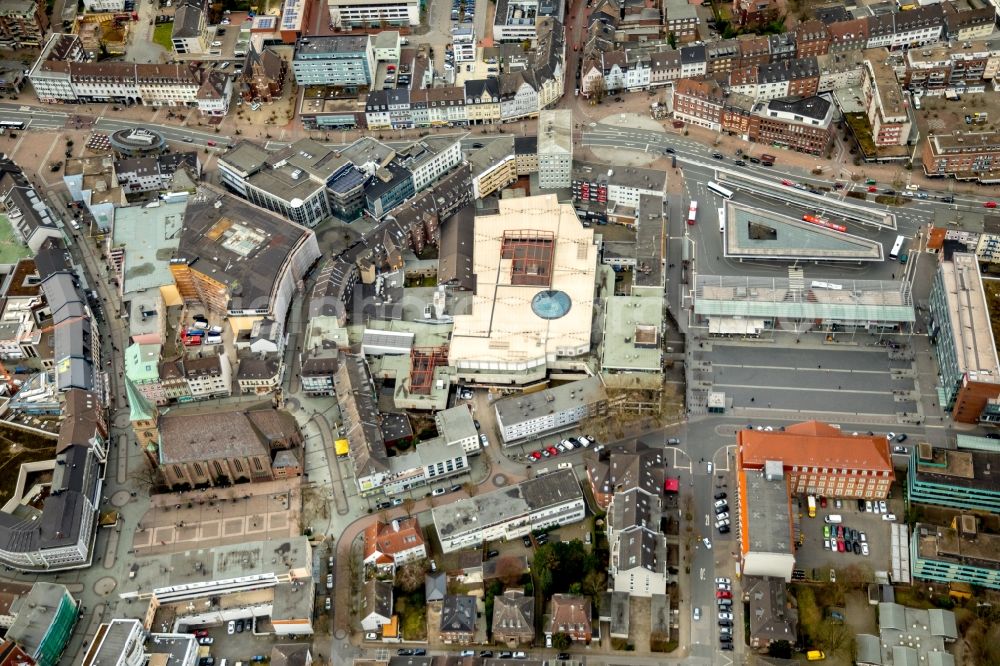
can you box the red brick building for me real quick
[738,421,894,499]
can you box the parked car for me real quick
[718,611,733,621]
[432,487,446,496]
[235,619,245,633]
[716,590,732,599]
[716,577,731,584]
[879,500,888,513]
[227,621,235,635]
[693,607,702,621]
[882,513,897,521]
[714,492,727,500]
[198,637,214,645]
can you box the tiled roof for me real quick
[739,420,893,472]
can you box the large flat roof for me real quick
[174,191,315,312]
[121,536,311,599]
[432,468,582,538]
[495,377,606,428]
[448,195,597,368]
[112,202,186,296]
[740,469,794,555]
[938,253,1000,383]
[601,295,663,372]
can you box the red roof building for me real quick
[738,421,894,499]
[363,517,427,571]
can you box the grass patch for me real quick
[395,592,427,640]
[650,638,678,652]
[844,113,877,157]
[874,195,905,206]
[153,22,174,52]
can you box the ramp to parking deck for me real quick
[724,202,885,262]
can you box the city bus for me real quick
[707,181,734,200]
[0,121,24,130]
[688,201,698,225]
[889,235,905,261]
[718,207,726,233]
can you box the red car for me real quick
[781,179,792,186]
[867,185,878,192]
[546,446,559,456]
[985,201,998,208]
[193,629,209,638]
[716,590,732,599]
[837,538,846,552]
[819,496,827,508]
[530,451,543,461]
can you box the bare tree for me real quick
[395,561,428,593]
[589,75,607,104]
[494,556,524,587]
[463,482,478,498]
[403,498,416,516]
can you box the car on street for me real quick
[397,649,414,656]
[480,651,494,658]
[716,512,729,521]
[376,501,391,510]
[986,201,998,208]
[717,582,731,591]
[327,574,333,588]
[667,437,681,445]
[547,446,559,456]
[716,590,732,599]
[486,549,499,559]
[718,611,733,621]
[837,539,845,552]
[712,153,724,159]
[530,451,543,460]
[895,433,908,442]
[480,433,489,446]
[868,185,877,192]
[555,443,567,453]
[715,519,730,529]
[560,439,574,450]
[664,147,675,154]
[198,637,214,645]
[194,629,209,638]
[557,653,571,660]
[540,449,551,457]
[823,525,831,539]
[879,500,888,513]
[450,484,463,493]
[714,499,728,509]
[865,500,873,512]
[714,492,727,500]
[522,535,532,547]
[882,513,897,521]
[734,160,745,166]
[941,196,954,203]
[718,524,730,534]
[432,487,446,496]
[716,577,731,584]
[227,621,235,634]
[391,498,404,506]
[703,538,712,549]
[693,607,702,621]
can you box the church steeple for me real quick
[124,374,160,465]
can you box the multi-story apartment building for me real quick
[292,35,374,87]
[432,469,585,552]
[7,582,78,666]
[537,109,572,189]
[922,130,1000,183]
[608,488,668,596]
[171,0,206,54]
[464,78,501,125]
[816,51,865,93]
[911,517,1000,590]
[664,0,698,44]
[738,420,894,499]
[28,52,232,115]
[495,377,607,445]
[0,0,47,50]
[928,252,1000,422]
[792,20,830,58]
[862,58,911,147]
[747,96,834,156]
[183,353,232,399]
[470,137,518,199]
[672,78,725,131]
[327,0,420,28]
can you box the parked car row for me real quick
[714,493,730,534]
[823,523,870,557]
[528,435,594,461]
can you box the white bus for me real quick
[718,207,726,233]
[707,181,734,200]
[688,201,698,225]
[889,235,905,260]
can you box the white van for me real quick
[824,514,843,524]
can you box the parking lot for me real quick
[794,496,904,580]
[699,345,919,417]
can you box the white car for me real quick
[480,433,488,446]
[715,519,730,529]
[560,439,575,450]
[714,499,728,509]
[703,538,712,549]
[716,512,730,522]
[861,543,870,556]
[886,432,896,440]
[879,500,888,513]
[824,538,830,550]
[228,620,236,634]
[716,577,731,584]
[693,607,702,621]
[718,611,733,621]
[865,500,873,513]
[707,462,714,473]
[717,582,731,591]
[578,435,593,447]
[882,513,897,522]
[859,532,867,543]
[829,539,838,552]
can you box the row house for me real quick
[465,78,501,124]
[746,96,835,156]
[738,34,770,68]
[828,18,870,54]
[679,44,707,78]
[768,33,796,62]
[719,93,755,139]
[816,51,865,93]
[499,70,540,122]
[728,57,819,102]
[623,51,651,90]
[649,50,681,87]
[941,2,995,42]
[29,53,232,115]
[732,0,780,30]
[793,20,831,59]
[705,39,740,75]
[905,42,1000,92]
[921,130,1000,183]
